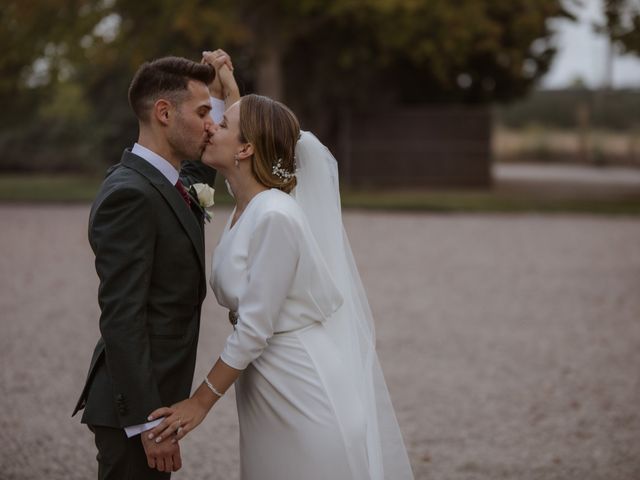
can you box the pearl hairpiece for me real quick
[272,158,294,180]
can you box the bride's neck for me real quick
[227,174,268,213]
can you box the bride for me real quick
[147,61,414,480]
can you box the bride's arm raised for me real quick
[203,49,240,109]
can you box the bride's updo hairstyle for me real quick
[239,94,300,194]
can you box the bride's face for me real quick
[202,101,242,169]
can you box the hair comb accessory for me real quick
[272,158,294,180]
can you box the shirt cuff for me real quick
[210,96,226,124]
[124,418,163,438]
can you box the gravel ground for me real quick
[1,205,639,480]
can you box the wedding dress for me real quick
[210,132,414,479]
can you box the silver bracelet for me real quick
[204,377,224,398]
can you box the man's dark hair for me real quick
[128,56,215,122]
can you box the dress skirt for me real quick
[234,322,371,480]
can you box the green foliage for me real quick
[1,174,638,215]
[0,174,102,201]
[1,0,573,172]
[596,0,640,55]
[281,0,572,105]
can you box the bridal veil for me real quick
[292,131,414,479]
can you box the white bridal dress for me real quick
[210,132,414,480]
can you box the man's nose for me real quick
[205,121,218,134]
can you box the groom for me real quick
[72,54,235,479]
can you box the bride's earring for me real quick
[234,153,239,168]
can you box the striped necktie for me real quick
[175,181,191,207]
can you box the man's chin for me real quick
[196,145,207,160]
[199,145,214,165]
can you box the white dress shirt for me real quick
[131,143,179,184]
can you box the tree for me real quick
[1,0,575,171]
[597,0,640,55]
[593,0,640,88]
[281,0,574,139]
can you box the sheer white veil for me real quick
[292,131,414,479]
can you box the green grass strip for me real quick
[0,174,638,215]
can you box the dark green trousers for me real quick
[90,425,171,480]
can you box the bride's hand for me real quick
[202,49,240,103]
[147,398,208,444]
[202,49,234,71]
[202,49,232,98]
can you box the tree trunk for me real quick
[256,40,283,101]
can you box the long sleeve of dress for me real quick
[210,96,225,124]
[220,211,300,370]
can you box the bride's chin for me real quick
[201,153,216,168]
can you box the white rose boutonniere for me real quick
[191,183,215,222]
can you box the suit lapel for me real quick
[121,151,206,276]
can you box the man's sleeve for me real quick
[179,160,216,190]
[91,187,163,427]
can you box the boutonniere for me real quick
[189,183,215,222]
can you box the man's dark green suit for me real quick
[72,150,215,478]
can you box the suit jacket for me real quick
[72,150,216,428]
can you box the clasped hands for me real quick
[141,397,208,472]
[201,48,238,100]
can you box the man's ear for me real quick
[154,99,171,126]
[237,143,254,160]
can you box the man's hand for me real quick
[141,428,182,473]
